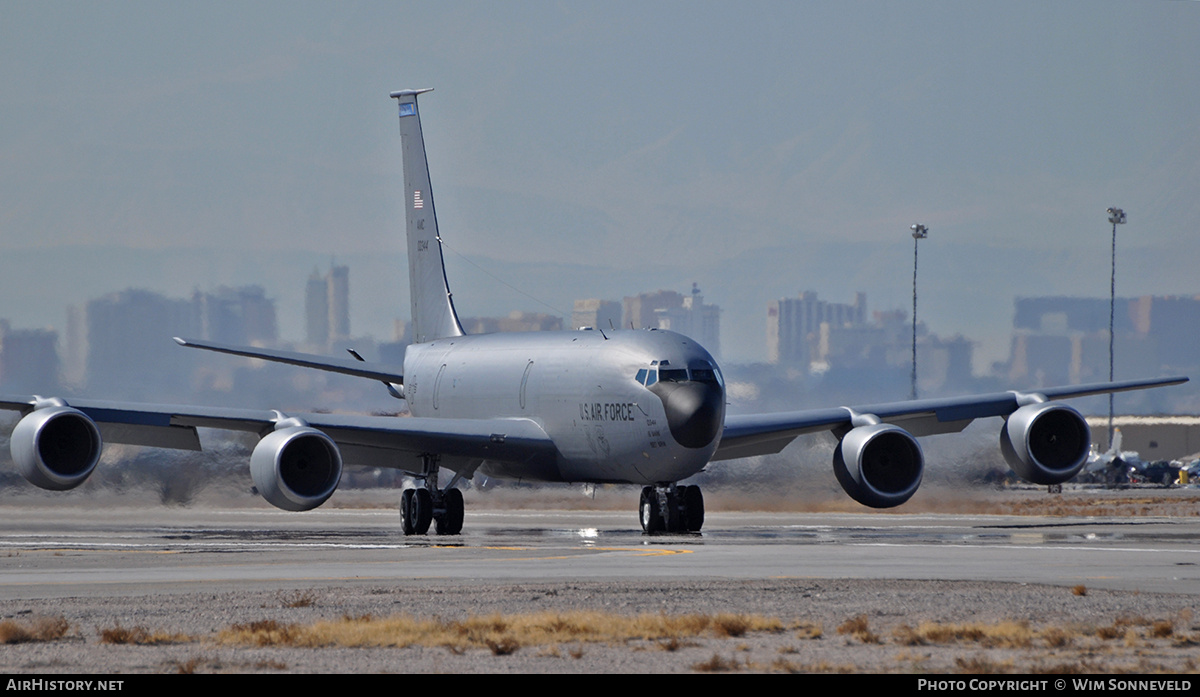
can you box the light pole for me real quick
[910,223,928,400]
[1106,207,1126,449]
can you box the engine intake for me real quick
[1000,403,1090,484]
[250,426,343,511]
[11,406,103,491]
[833,423,924,508]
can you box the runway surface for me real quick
[3,501,1199,600]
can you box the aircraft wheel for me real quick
[400,489,417,535]
[411,487,434,535]
[639,486,663,533]
[435,488,464,535]
[681,485,705,532]
[663,488,682,532]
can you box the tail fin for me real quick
[390,89,464,343]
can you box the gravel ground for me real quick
[2,578,1198,674]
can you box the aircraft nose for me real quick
[650,381,725,449]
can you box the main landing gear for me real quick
[400,455,465,535]
[639,484,704,534]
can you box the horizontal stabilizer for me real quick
[174,337,403,386]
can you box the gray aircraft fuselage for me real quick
[403,328,725,485]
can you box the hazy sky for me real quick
[2,1,1197,367]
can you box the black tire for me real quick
[411,487,433,535]
[663,488,682,532]
[681,485,705,532]
[435,488,465,535]
[400,488,417,535]
[639,486,663,533]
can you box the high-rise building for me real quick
[623,284,721,356]
[572,299,621,331]
[328,264,350,342]
[1005,295,1199,386]
[85,289,198,398]
[460,311,562,334]
[0,324,60,394]
[305,264,349,349]
[767,291,866,365]
[194,286,278,346]
[305,268,330,348]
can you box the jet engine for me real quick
[250,426,343,511]
[1000,402,1090,484]
[10,406,103,491]
[833,423,924,508]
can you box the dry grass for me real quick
[837,615,881,644]
[98,624,192,645]
[955,655,1015,674]
[692,653,745,672]
[770,659,858,673]
[893,620,1036,648]
[1072,585,1087,596]
[217,611,786,651]
[277,591,317,609]
[1041,627,1073,648]
[1150,619,1175,638]
[0,616,70,644]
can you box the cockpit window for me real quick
[637,361,722,387]
[634,368,658,386]
[659,368,689,383]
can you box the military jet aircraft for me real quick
[1,89,1186,535]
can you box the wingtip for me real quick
[173,337,188,346]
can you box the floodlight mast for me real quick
[1106,207,1126,448]
[910,223,928,400]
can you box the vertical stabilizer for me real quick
[390,89,464,343]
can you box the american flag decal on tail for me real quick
[413,190,424,209]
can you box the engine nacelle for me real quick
[10,406,103,491]
[250,426,343,511]
[1000,402,1090,484]
[833,423,924,508]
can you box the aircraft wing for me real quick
[713,376,1188,462]
[0,395,556,474]
[173,337,404,386]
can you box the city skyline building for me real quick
[0,322,60,394]
[1004,295,1200,387]
[623,284,721,357]
[767,291,867,365]
[305,264,350,349]
[571,299,621,332]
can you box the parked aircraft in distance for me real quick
[1,89,1187,535]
